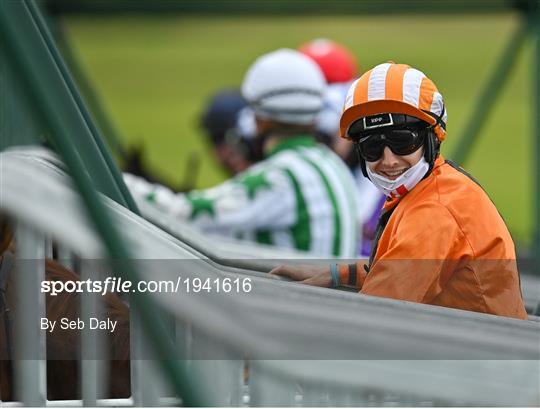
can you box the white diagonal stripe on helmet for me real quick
[343,78,360,110]
[431,92,447,122]
[367,62,392,101]
[402,68,425,108]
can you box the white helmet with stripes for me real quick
[340,62,447,141]
[241,48,326,125]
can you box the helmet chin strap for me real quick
[354,142,368,178]
[250,131,268,161]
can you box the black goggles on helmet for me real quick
[347,113,431,162]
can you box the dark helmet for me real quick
[201,89,247,144]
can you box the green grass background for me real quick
[62,13,534,244]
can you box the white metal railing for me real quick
[14,224,47,406]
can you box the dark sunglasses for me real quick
[353,127,427,162]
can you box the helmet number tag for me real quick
[363,113,394,130]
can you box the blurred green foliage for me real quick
[62,13,533,244]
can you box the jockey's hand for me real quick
[269,264,332,287]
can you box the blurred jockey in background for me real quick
[123,89,253,189]
[200,89,256,176]
[125,49,360,258]
[299,38,384,256]
[298,37,357,147]
[193,39,385,256]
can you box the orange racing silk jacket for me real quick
[339,156,527,319]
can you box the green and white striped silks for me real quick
[124,137,360,258]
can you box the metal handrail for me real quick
[0,1,203,405]
[26,1,139,214]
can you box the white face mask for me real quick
[366,156,430,198]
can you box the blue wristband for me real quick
[330,264,340,288]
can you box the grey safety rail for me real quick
[133,198,332,277]
[521,273,540,315]
[138,199,540,316]
[1,149,540,407]
[138,200,318,261]
[124,161,540,316]
[0,147,300,286]
[21,147,540,316]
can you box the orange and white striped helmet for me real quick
[340,62,447,141]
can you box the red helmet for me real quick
[298,38,358,84]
